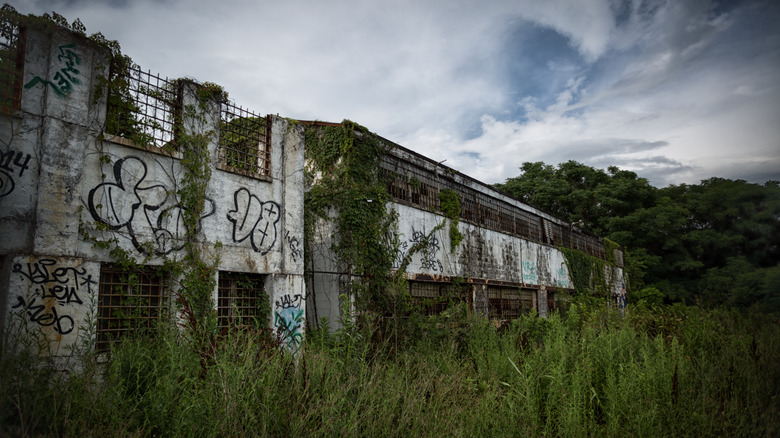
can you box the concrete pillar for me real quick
[537,286,548,318]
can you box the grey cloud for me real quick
[544,138,670,163]
[589,155,695,187]
[24,0,135,9]
[7,0,779,190]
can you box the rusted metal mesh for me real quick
[217,272,267,329]
[106,65,179,149]
[96,265,168,351]
[381,154,606,257]
[219,101,269,177]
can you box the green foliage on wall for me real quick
[84,79,224,335]
[219,116,265,173]
[438,189,463,251]
[172,89,219,326]
[559,246,616,298]
[304,121,402,313]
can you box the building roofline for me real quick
[296,119,602,239]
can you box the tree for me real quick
[495,161,656,236]
[497,162,780,311]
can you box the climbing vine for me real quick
[169,83,221,326]
[560,239,621,297]
[83,76,225,335]
[304,121,402,314]
[438,189,463,252]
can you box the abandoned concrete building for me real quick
[305,123,624,328]
[0,18,306,355]
[1,14,623,357]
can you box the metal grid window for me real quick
[379,153,606,259]
[217,272,268,329]
[408,281,469,315]
[380,155,439,209]
[0,18,23,113]
[218,102,270,178]
[488,287,534,320]
[106,64,179,150]
[96,265,167,351]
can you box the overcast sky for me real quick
[11,0,780,187]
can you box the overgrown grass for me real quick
[2,301,778,437]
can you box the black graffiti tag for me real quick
[275,293,303,310]
[12,259,96,305]
[12,296,75,335]
[410,227,443,272]
[11,259,96,335]
[88,156,214,255]
[285,231,302,262]
[227,188,281,254]
[0,149,32,197]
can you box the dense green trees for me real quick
[495,162,780,311]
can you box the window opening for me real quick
[105,65,179,150]
[96,265,167,351]
[408,281,469,315]
[217,271,268,330]
[218,102,269,178]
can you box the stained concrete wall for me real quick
[0,25,305,356]
[308,139,625,327]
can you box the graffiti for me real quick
[411,227,443,272]
[275,293,303,309]
[285,231,302,262]
[12,259,96,305]
[88,156,215,255]
[522,260,538,284]
[13,297,74,335]
[0,149,31,197]
[227,188,280,254]
[24,43,81,97]
[274,293,304,350]
[555,263,569,288]
[392,227,444,272]
[392,241,409,269]
[11,259,96,335]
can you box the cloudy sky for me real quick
[11,0,780,187]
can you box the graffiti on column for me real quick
[285,231,302,263]
[0,149,31,197]
[274,293,304,350]
[227,188,280,254]
[88,156,215,255]
[11,258,96,335]
[24,43,82,97]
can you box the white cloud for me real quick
[8,0,780,187]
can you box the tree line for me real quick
[494,161,780,312]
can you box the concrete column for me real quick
[472,284,488,317]
[537,286,548,318]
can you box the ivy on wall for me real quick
[560,238,621,297]
[304,121,402,313]
[438,189,463,252]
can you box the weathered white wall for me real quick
[0,25,306,356]
[309,198,623,326]
[391,203,572,288]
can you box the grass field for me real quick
[2,300,778,437]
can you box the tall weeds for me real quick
[1,302,778,436]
